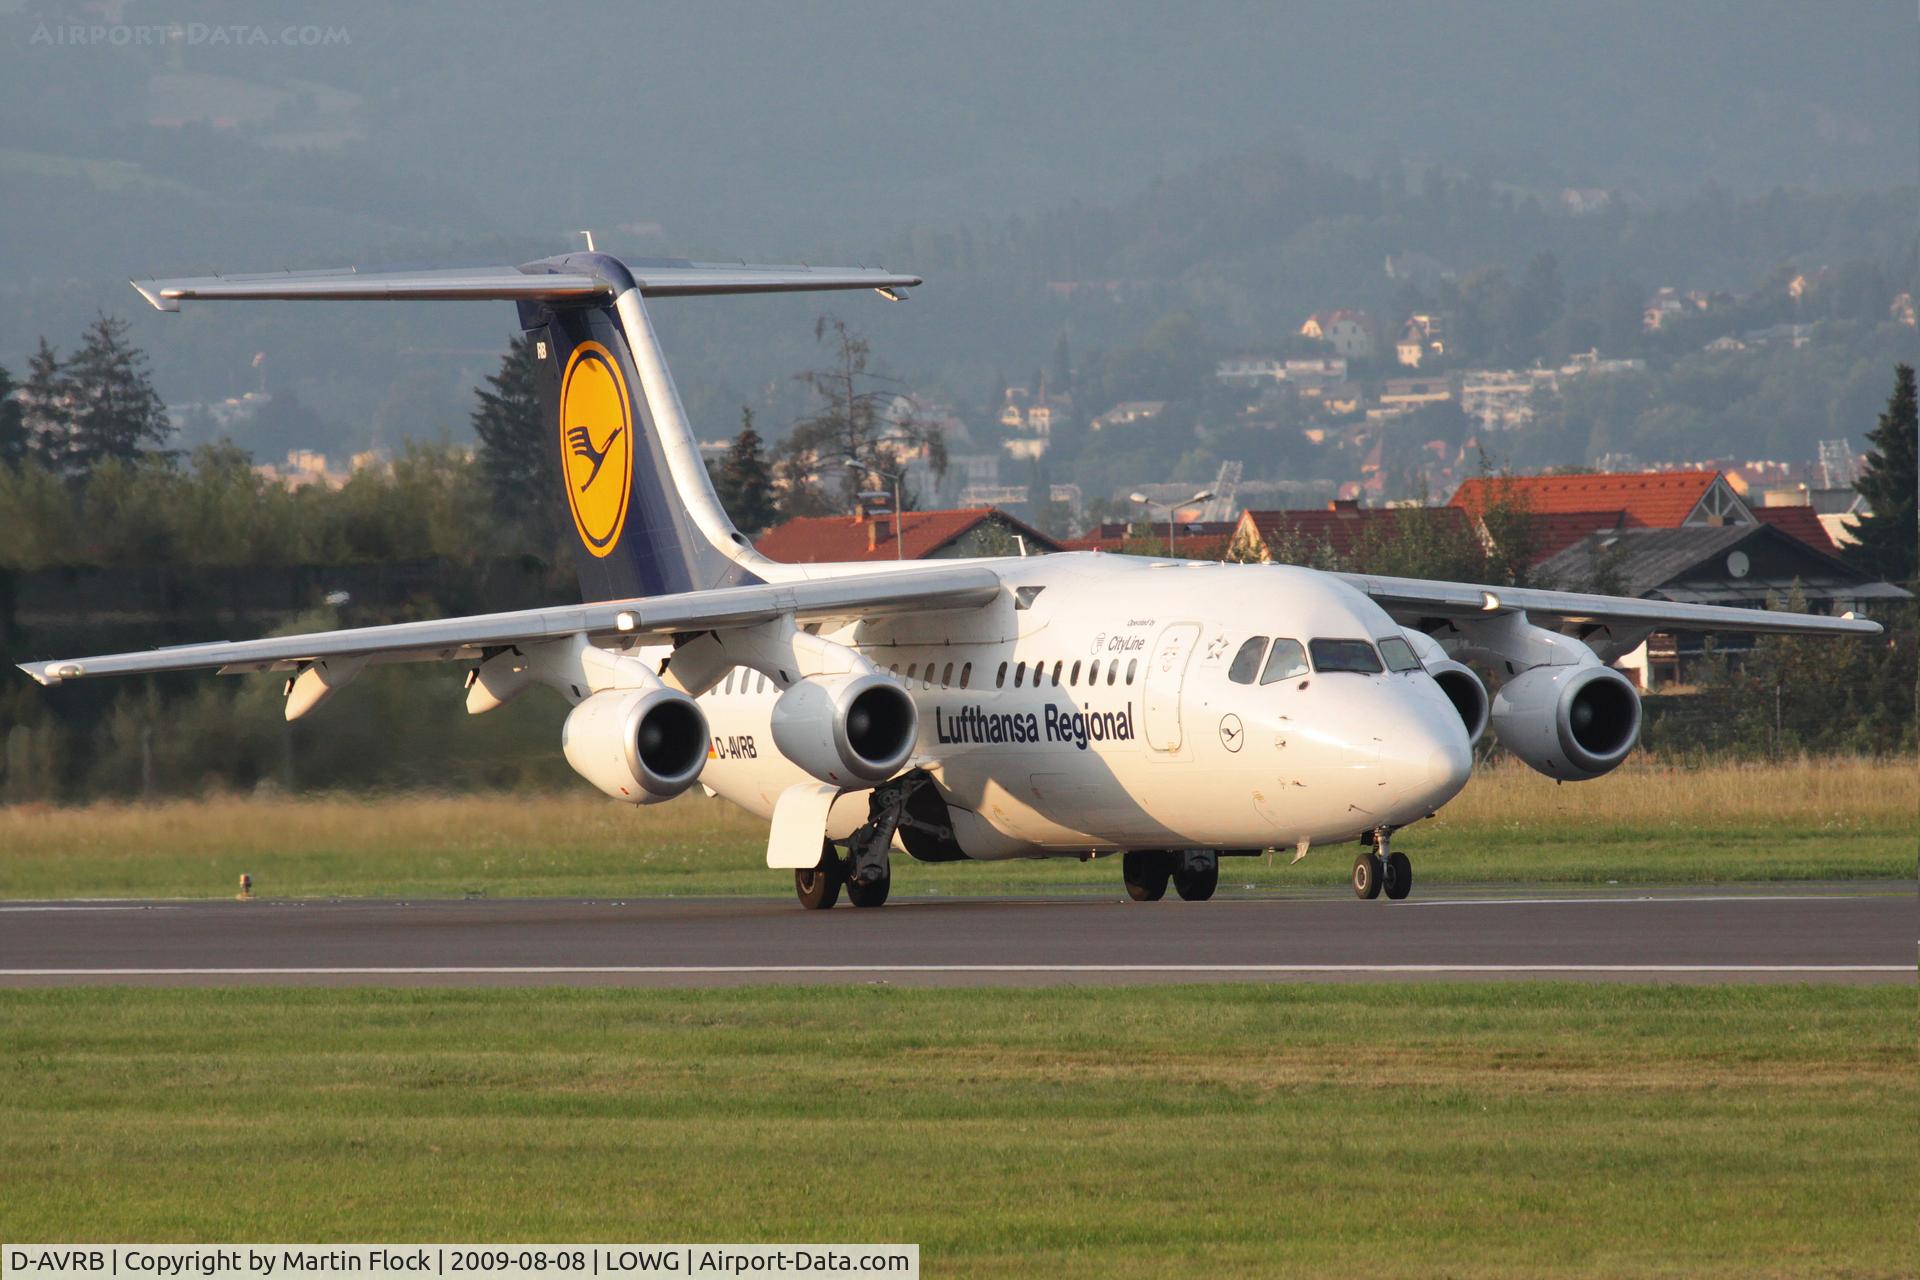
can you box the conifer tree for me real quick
[471,332,557,543]
[60,315,171,477]
[0,363,24,469]
[1846,363,1917,586]
[19,338,70,473]
[714,408,778,535]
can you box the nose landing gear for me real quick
[1353,828,1413,901]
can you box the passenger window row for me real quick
[886,660,974,690]
[993,656,1137,690]
[716,646,1172,696]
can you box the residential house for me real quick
[1395,314,1447,367]
[1091,401,1166,432]
[1559,350,1646,377]
[1216,354,1288,386]
[1374,376,1454,419]
[1459,369,1557,432]
[757,506,1062,563]
[1285,357,1349,398]
[1299,310,1379,360]
[1230,501,1474,565]
[1534,523,1908,688]
[1061,521,1238,556]
[1448,468,1844,568]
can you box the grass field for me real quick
[0,984,1911,1278]
[0,758,1911,900]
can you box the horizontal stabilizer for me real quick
[132,259,921,311]
[132,267,608,311]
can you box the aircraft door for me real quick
[1143,622,1201,752]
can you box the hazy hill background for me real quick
[1,0,1915,458]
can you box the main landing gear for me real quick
[795,839,892,910]
[1123,850,1219,902]
[1352,828,1413,901]
[796,776,935,910]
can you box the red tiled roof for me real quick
[1451,470,1721,527]
[1240,506,1471,560]
[756,507,1060,563]
[1752,504,1837,552]
[1520,509,1639,563]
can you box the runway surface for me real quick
[1,883,1911,986]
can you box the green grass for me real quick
[0,985,1912,1277]
[1,759,1913,900]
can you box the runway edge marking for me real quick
[0,964,1909,976]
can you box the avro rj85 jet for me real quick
[18,254,1882,906]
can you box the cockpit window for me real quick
[1378,636,1422,673]
[1259,638,1309,684]
[1227,636,1267,684]
[1309,638,1383,674]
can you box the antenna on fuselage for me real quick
[576,230,597,252]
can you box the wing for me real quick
[1339,570,1883,661]
[18,565,1000,686]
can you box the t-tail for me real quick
[132,254,920,600]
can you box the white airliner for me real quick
[19,253,1882,906]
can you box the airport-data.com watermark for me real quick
[26,21,350,48]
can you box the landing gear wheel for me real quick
[1172,859,1218,902]
[795,841,843,910]
[1123,851,1170,902]
[1382,851,1413,901]
[844,868,891,909]
[1351,851,1384,900]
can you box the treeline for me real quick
[0,317,562,571]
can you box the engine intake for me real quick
[1490,663,1641,781]
[1427,659,1490,745]
[771,671,918,784]
[562,687,710,803]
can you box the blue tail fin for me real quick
[517,259,753,600]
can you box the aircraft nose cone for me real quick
[1380,707,1473,818]
[1426,737,1472,798]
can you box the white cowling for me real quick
[1490,663,1641,781]
[561,687,710,803]
[771,671,918,785]
[1426,658,1490,745]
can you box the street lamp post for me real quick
[1128,489,1216,556]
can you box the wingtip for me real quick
[130,279,179,312]
[17,662,57,686]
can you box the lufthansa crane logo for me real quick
[559,340,633,556]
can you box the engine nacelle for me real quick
[561,687,710,803]
[1427,658,1490,745]
[1490,663,1641,781]
[1401,628,1490,746]
[771,671,918,785]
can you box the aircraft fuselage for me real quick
[690,553,1474,859]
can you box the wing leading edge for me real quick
[1339,571,1884,637]
[18,565,1002,687]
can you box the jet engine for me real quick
[771,671,918,785]
[561,686,710,803]
[1400,628,1489,745]
[1426,658,1490,745]
[1490,663,1641,781]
